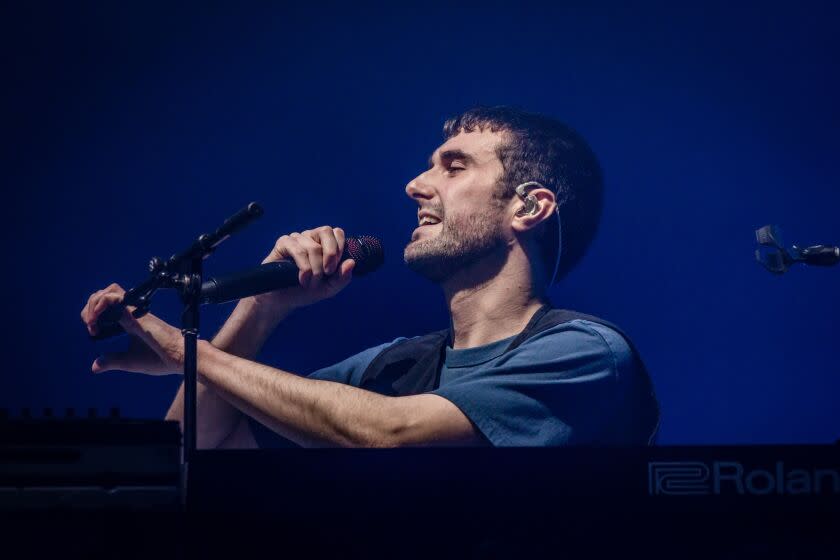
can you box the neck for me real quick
[442,246,548,349]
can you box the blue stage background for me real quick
[5,1,839,444]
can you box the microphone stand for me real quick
[163,203,262,466]
[94,202,263,477]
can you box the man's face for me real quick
[403,129,511,283]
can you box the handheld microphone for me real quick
[200,235,383,304]
[92,235,383,339]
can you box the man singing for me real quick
[81,106,659,447]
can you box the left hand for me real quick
[82,283,186,375]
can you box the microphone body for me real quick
[201,235,382,304]
[200,261,313,304]
[91,235,383,339]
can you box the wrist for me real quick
[196,339,222,377]
[236,296,294,331]
[244,293,293,315]
[197,338,218,356]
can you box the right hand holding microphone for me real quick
[255,225,356,311]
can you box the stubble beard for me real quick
[403,204,507,284]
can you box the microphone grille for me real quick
[344,235,384,276]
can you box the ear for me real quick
[510,186,557,233]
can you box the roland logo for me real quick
[648,461,840,496]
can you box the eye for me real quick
[446,162,466,175]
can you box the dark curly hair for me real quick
[443,106,603,283]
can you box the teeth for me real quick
[419,216,441,226]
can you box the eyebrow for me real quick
[428,149,476,169]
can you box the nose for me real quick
[405,171,434,202]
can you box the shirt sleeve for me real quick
[430,320,636,446]
[306,337,408,385]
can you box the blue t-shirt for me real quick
[305,319,637,446]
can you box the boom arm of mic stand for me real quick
[167,202,264,265]
[88,203,264,341]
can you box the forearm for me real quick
[210,295,291,359]
[195,341,405,448]
[164,382,228,448]
[165,297,291,447]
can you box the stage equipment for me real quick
[5,440,837,555]
[88,202,264,467]
[755,224,840,274]
[180,445,840,557]
[0,409,180,510]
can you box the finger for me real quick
[264,235,291,264]
[83,290,104,324]
[326,258,355,292]
[82,291,97,322]
[279,235,313,288]
[313,226,339,275]
[86,292,123,335]
[294,233,324,285]
[266,235,306,265]
[340,258,355,278]
[83,284,124,324]
[104,283,125,295]
[334,227,346,256]
[92,351,129,374]
[90,292,124,323]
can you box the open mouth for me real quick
[417,215,442,227]
[412,218,441,240]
